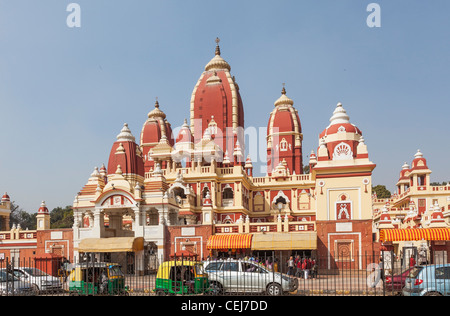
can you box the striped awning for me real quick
[380,228,450,243]
[207,234,252,250]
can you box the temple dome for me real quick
[317,103,364,161]
[108,123,145,177]
[140,100,174,172]
[190,38,244,156]
[267,87,303,175]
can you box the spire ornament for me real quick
[215,37,221,56]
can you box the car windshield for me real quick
[205,262,223,272]
[0,270,19,282]
[407,266,423,278]
[22,268,48,277]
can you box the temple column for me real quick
[93,208,104,238]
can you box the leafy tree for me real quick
[9,202,37,230]
[50,206,74,228]
[372,185,391,199]
[8,202,74,230]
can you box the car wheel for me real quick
[209,281,223,295]
[32,284,40,295]
[266,283,282,296]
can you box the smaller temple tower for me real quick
[312,102,376,268]
[266,86,303,176]
[0,193,11,231]
[36,201,50,230]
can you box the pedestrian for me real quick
[311,259,317,279]
[287,256,294,276]
[296,257,303,277]
[265,257,271,271]
[379,257,385,285]
[409,255,416,268]
[100,269,109,295]
[302,258,309,279]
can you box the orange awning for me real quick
[380,228,450,242]
[207,234,252,250]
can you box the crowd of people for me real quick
[287,255,317,279]
[205,253,318,279]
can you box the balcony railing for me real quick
[214,219,316,235]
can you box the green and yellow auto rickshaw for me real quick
[68,262,128,296]
[154,259,212,295]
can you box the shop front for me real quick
[380,228,450,266]
[206,232,317,271]
[77,237,145,275]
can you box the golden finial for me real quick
[155,97,159,108]
[215,37,221,56]
[281,83,286,95]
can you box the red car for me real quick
[385,268,414,294]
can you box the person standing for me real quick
[409,255,416,268]
[287,256,294,276]
[302,258,309,279]
[296,257,303,277]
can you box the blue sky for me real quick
[0,0,449,213]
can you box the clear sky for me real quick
[0,0,449,213]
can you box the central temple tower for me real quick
[190,38,245,165]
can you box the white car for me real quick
[204,259,298,295]
[0,269,35,296]
[12,268,62,293]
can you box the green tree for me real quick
[372,185,391,199]
[10,202,37,230]
[50,206,74,228]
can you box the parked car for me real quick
[403,264,450,296]
[12,267,62,293]
[204,259,298,295]
[0,269,35,296]
[385,267,414,294]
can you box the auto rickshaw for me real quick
[154,259,212,295]
[67,262,128,296]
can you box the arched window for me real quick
[222,185,234,207]
[298,190,311,210]
[253,192,264,212]
[223,188,234,200]
[202,186,210,198]
[172,187,186,204]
